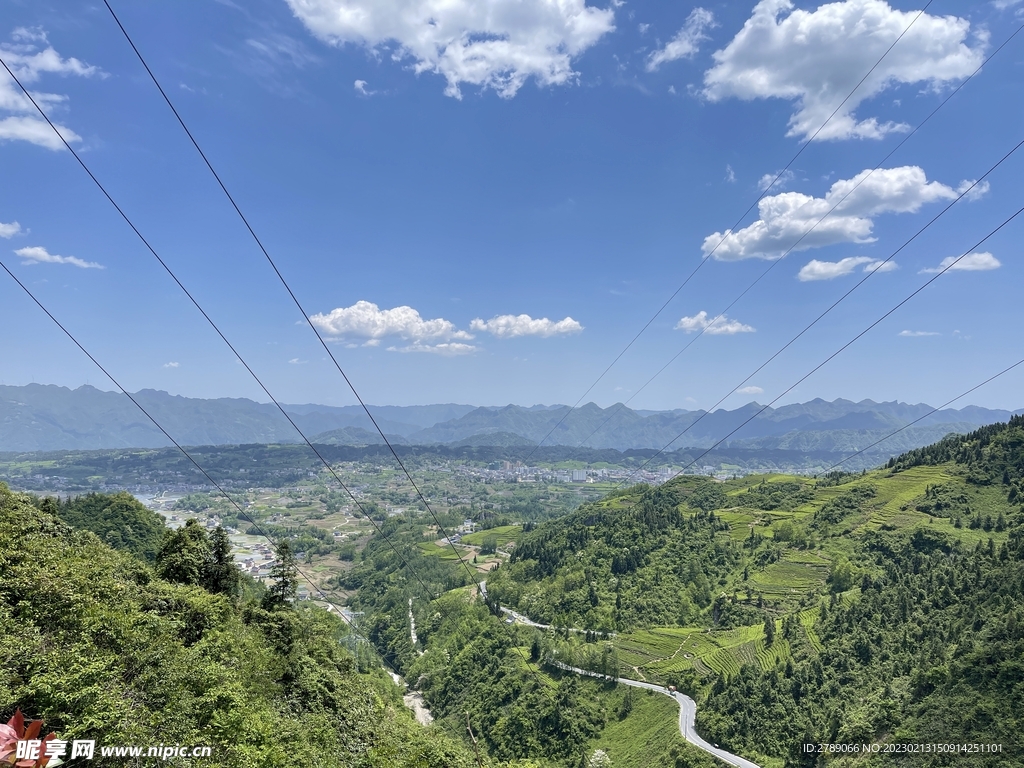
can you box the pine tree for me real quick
[764,613,776,647]
[263,540,298,610]
[204,526,240,596]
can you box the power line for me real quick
[622,195,1024,487]
[559,20,1024,459]
[519,0,936,460]
[99,0,542,678]
[817,356,1024,476]
[0,52,535,712]
[0,255,407,686]
[1,22,542,695]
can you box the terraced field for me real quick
[750,559,828,596]
[615,621,792,681]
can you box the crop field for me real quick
[461,525,521,547]
[750,560,828,596]
[615,621,796,681]
[416,541,469,560]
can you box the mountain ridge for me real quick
[1,383,1020,455]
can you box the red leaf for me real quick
[37,733,57,768]
[22,721,41,742]
[7,713,24,739]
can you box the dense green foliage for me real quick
[698,528,1024,765]
[35,491,167,561]
[0,483,518,768]
[489,479,746,631]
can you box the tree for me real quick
[480,535,499,555]
[764,613,776,647]
[204,526,241,596]
[828,558,854,593]
[157,520,211,586]
[263,540,299,610]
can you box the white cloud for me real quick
[797,256,896,281]
[353,79,375,95]
[920,251,1001,274]
[286,0,616,99]
[646,8,715,71]
[469,314,583,338]
[0,28,100,150]
[703,0,984,141]
[288,357,308,364]
[676,311,755,335]
[309,300,473,343]
[0,221,22,238]
[898,330,939,337]
[737,385,763,394]
[704,166,965,260]
[388,342,478,355]
[15,245,103,269]
[163,361,180,368]
[758,168,794,191]
[725,164,736,183]
[957,179,990,202]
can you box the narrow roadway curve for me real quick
[549,661,761,768]
[480,582,760,768]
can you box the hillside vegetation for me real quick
[0,483,531,768]
[480,417,1024,765]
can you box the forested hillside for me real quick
[478,418,1024,766]
[0,483,527,768]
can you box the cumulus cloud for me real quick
[676,311,755,335]
[0,28,100,150]
[646,8,715,71]
[704,166,966,260]
[285,0,615,99]
[15,245,103,269]
[309,300,473,342]
[163,361,180,368]
[0,221,22,238]
[703,0,984,141]
[469,314,583,338]
[920,251,1001,274]
[353,79,375,95]
[737,385,764,394]
[898,330,939,337]
[797,256,896,281]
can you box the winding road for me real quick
[482,582,761,768]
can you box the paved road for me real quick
[550,661,761,768]
[480,581,760,768]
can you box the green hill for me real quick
[0,483,527,768]
[480,417,1024,765]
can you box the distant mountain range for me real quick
[1,384,1020,458]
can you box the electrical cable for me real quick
[816,356,1024,476]
[98,0,543,677]
[519,0,936,460]
[621,196,1024,487]
[0,255,412,688]
[559,19,1024,459]
[0,51,523,692]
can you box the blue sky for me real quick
[1,0,1022,412]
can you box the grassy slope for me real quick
[585,687,719,768]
